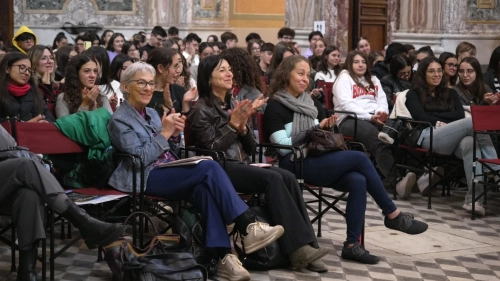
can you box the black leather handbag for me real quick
[232,205,289,270]
[402,121,424,148]
[305,129,348,157]
[0,146,42,163]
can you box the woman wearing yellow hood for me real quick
[11,26,37,54]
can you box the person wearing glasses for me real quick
[28,45,60,103]
[439,52,459,88]
[246,39,263,61]
[55,54,112,118]
[406,56,498,216]
[380,54,412,112]
[146,47,197,116]
[277,27,295,42]
[121,41,140,62]
[0,52,54,122]
[138,25,167,59]
[10,25,37,54]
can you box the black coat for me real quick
[1,88,55,122]
[380,74,411,111]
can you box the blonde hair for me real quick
[27,45,56,83]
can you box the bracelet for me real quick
[226,122,239,134]
[169,134,181,143]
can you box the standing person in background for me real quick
[258,42,275,76]
[247,39,263,61]
[11,26,37,54]
[314,45,341,83]
[207,35,218,42]
[456,41,476,63]
[183,33,202,66]
[277,27,295,42]
[167,26,179,38]
[28,45,60,103]
[51,32,68,52]
[354,37,371,55]
[100,30,114,47]
[304,31,323,58]
[139,26,167,59]
[106,33,125,63]
[439,52,458,88]
[221,32,239,49]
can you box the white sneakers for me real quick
[216,254,251,281]
[378,131,394,144]
[463,203,486,216]
[417,167,444,195]
[396,172,416,199]
[242,221,284,254]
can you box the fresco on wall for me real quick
[467,0,500,22]
[194,0,222,18]
[24,0,69,12]
[92,0,134,12]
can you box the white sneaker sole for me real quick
[244,226,284,254]
[216,270,251,281]
[378,132,394,144]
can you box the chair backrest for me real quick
[46,101,56,118]
[317,81,334,109]
[184,119,194,147]
[0,121,12,136]
[471,105,500,131]
[256,113,270,143]
[14,122,84,154]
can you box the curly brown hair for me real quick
[269,55,310,97]
[63,54,102,114]
[220,47,261,91]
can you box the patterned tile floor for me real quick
[1,186,500,281]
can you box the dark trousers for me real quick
[339,118,394,178]
[145,160,248,248]
[0,158,64,250]
[225,162,317,254]
[280,150,397,243]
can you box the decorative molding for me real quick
[89,0,136,15]
[22,0,71,14]
[201,0,215,10]
[477,0,495,9]
[466,0,500,23]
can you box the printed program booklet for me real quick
[158,156,213,168]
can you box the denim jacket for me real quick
[107,100,180,192]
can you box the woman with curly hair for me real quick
[55,54,112,118]
[221,47,263,104]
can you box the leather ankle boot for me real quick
[17,245,38,281]
[61,199,124,249]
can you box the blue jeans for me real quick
[280,150,397,243]
[145,160,249,248]
[421,118,498,204]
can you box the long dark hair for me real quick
[344,51,375,93]
[0,52,44,117]
[438,52,458,86]
[82,46,112,93]
[55,45,75,79]
[197,55,232,107]
[51,32,67,50]
[63,54,102,114]
[457,56,488,104]
[487,46,500,76]
[317,45,341,78]
[146,47,178,73]
[100,30,114,46]
[221,47,261,91]
[105,33,125,52]
[411,56,454,111]
[389,54,411,78]
[109,54,132,81]
[267,42,296,75]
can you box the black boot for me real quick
[61,199,124,249]
[17,244,38,281]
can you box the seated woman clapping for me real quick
[188,55,329,272]
[264,55,428,264]
[0,52,54,122]
[56,54,112,118]
[107,61,283,281]
[406,56,499,216]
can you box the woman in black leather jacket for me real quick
[188,55,329,273]
[380,54,411,112]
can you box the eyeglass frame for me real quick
[10,64,33,76]
[129,79,156,88]
[40,55,55,62]
[458,69,475,76]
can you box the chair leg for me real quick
[41,238,46,281]
[317,187,322,238]
[60,218,65,240]
[11,224,16,272]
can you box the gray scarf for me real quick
[274,89,318,137]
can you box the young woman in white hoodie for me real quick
[333,50,416,198]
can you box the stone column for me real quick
[285,0,323,55]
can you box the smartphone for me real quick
[84,41,92,50]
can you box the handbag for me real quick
[0,146,42,163]
[172,207,218,277]
[305,128,347,157]
[103,212,183,281]
[401,121,424,148]
[232,205,289,270]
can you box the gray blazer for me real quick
[107,100,180,193]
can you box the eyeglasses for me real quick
[427,69,443,75]
[397,71,411,79]
[11,64,33,75]
[446,63,458,68]
[18,37,34,43]
[458,69,475,76]
[171,63,182,70]
[282,36,294,41]
[130,79,155,88]
[40,55,55,62]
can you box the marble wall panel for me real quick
[398,0,443,33]
[323,0,349,57]
[286,0,320,30]
[444,0,500,34]
[388,0,399,42]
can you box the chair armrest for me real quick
[327,110,358,141]
[180,146,227,170]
